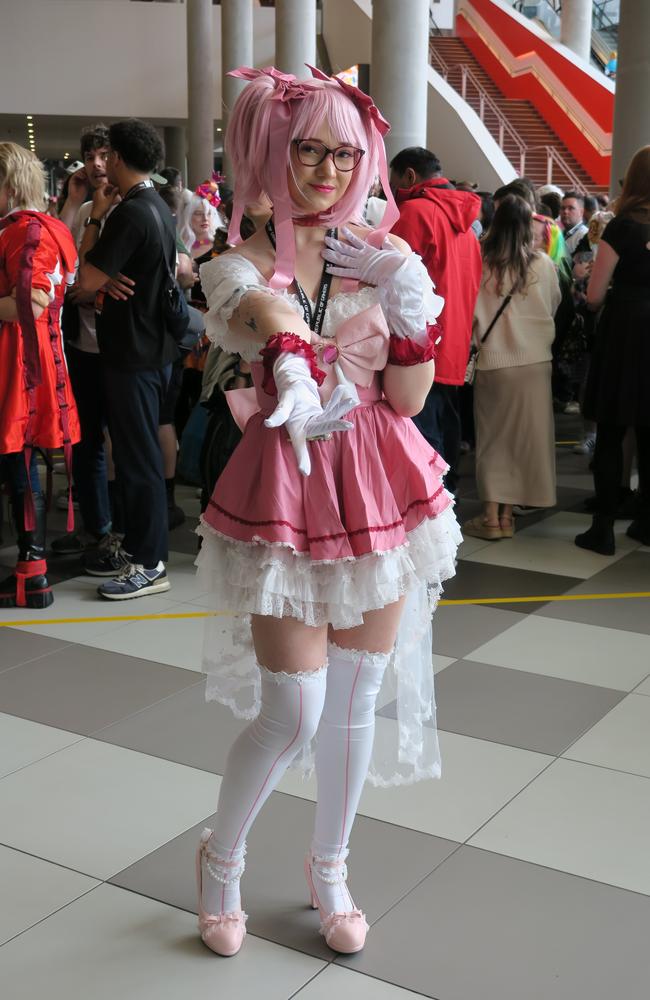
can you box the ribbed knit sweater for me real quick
[473,252,561,371]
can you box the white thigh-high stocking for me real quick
[311,643,389,916]
[202,664,327,916]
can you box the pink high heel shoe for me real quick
[195,829,247,957]
[304,854,369,953]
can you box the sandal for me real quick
[499,517,514,538]
[462,516,503,540]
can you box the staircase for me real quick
[430,36,602,192]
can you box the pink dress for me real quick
[196,253,461,786]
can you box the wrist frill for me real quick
[387,323,441,367]
[260,332,326,396]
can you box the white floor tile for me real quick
[294,965,420,999]
[0,845,98,946]
[0,883,325,1000]
[0,714,84,779]
[470,758,650,895]
[563,694,650,778]
[278,719,551,843]
[90,603,209,671]
[636,675,650,696]
[463,512,637,579]
[456,534,493,559]
[0,576,176,644]
[433,654,456,675]
[470,615,650,690]
[0,739,219,879]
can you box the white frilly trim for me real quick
[195,506,462,787]
[258,662,328,684]
[327,642,390,667]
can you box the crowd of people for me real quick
[3,115,646,611]
[1,67,649,961]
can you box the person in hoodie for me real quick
[389,148,482,494]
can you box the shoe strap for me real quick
[312,856,348,885]
[201,832,246,885]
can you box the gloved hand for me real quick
[322,228,444,345]
[264,353,358,476]
[322,227,405,285]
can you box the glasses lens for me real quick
[333,146,362,171]
[297,140,327,166]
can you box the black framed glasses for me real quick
[293,139,365,172]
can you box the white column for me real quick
[560,0,593,63]
[610,0,650,196]
[187,0,216,189]
[164,126,186,181]
[371,0,429,162]
[275,0,316,79]
[221,0,254,183]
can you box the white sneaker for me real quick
[573,436,596,455]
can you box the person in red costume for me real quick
[0,143,80,609]
[389,148,482,494]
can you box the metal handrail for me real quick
[527,144,586,191]
[429,4,442,36]
[429,44,527,176]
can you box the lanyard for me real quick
[265,218,336,335]
[122,179,155,202]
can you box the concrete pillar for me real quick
[187,0,216,188]
[560,0,593,63]
[221,0,253,183]
[610,0,650,197]
[275,0,316,79]
[164,126,186,181]
[371,0,429,162]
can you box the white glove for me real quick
[264,353,359,476]
[322,227,404,285]
[322,227,444,346]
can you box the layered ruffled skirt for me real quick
[196,399,461,786]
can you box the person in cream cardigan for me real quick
[464,195,561,540]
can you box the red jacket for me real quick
[391,179,482,385]
[0,211,80,454]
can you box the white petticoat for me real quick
[195,503,461,787]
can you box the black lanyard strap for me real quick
[265,218,336,336]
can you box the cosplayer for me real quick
[0,143,79,609]
[195,67,461,958]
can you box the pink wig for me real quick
[225,67,399,289]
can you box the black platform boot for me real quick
[0,490,54,609]
[575,514,616,556]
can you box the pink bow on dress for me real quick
[315,303,389,397]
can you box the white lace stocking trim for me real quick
[327,643,391,666]
[257,662,328,685]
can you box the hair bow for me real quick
[228,66,318,103]
[307,65,391,137]
[195,171,222,209]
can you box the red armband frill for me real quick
[260,332,326,396]
[387,323,441,367]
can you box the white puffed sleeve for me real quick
[199,254,277,362]
[377,253,445,345]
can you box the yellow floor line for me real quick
[2,591,650,627]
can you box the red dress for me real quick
[0,211,80,456]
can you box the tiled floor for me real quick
[1,431,650,999]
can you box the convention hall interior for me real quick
[0,2,649,998]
